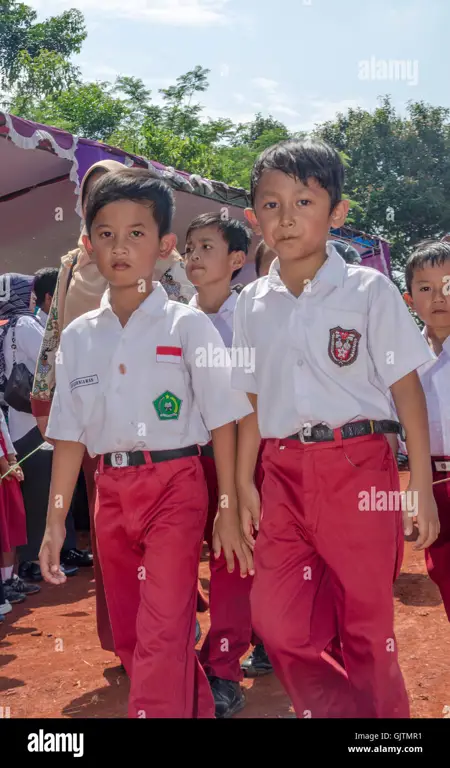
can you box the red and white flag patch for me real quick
[156,346,182,364]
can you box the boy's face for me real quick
[407,263,450,330]
[184,225,245,288]
[247,171,348,263]
[85,200,175,289]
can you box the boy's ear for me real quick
[160,233,177,260]
[330,199,349,228]
[244,208,261,235]
[231,250,246,272]
[403,291,414,310]
[82,233,94,256]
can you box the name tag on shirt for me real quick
[434,461,450,472]
[156,346,182,364]
[70,375,99,391]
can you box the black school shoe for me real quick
[241,643,273,678]
[18,561,43,582]
[4,575,40,598]
[61,548,93,568]
[208,677,245,719]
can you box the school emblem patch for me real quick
[153,391,182,421]
[328,326,361,367]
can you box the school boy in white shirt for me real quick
[232,138,439,719]
[404,240,450,619]
[185,212,272,718]
[39,169,254,719]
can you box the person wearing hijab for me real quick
[31,160,196,655]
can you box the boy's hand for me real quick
[403,484,440,550]
[212,498,254,577]
[7,456,24,482]
[237,481,260,550]
[39,521,67,585]
[0,457,12,482]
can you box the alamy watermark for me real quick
[195,343,255,374]
[358,56,419,86]
[358,487,418,513]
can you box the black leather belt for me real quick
[200,444,214,459]
[286,419,405,444]
[103,445,199,467]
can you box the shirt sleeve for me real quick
[367,275,434,389]
[0,410,14,457]
[46,332,86,445]
[182,309,253,431]
[230,290,258,394]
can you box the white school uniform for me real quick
[0,410,15,458]
[188,291,238,347]
[4,317,44,443]
[417,333,450,458]
[46,282,253,456]
[231,243,433,438]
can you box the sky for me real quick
[26,0,450,132]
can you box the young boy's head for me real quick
[33,267,58,314]
[184,212,251,289]
[254,240,277,277]
[84,169,176,290]
[245,139,349,265]
[404,240,450,332]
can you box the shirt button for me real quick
[119,364,126,374]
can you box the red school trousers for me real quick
[425,456,450,620]
[199,443,265,682]
[251,432,409,719]
[94,454,215,718]
[83,452,115,654]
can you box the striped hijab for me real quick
[0,273,35,389]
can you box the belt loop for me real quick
[274,438,281,450]
[333,428,343,447]
[98,455,105,474]
[143,450,153,466]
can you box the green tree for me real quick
[0,1,86,88]
[315,96,450,268]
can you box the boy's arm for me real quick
[211,421,254,577]
[391,371,439,549]
[236,394,262,549]
[40,440,85,584]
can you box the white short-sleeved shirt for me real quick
[189,291,238,347]
[417,333,450,456]
[4,316,44,443]
[0,409,15,457]
[46,282,253,456]
[231,243,433,438]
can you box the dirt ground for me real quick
[1,472,449,719]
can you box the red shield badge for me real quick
[114,453,123,466]
[328,326,361,367]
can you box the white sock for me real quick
[1,566,14,582]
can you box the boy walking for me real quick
[404,240,450,619]
[232,139,439,718]
[39,170,254,718]
[185,213,272,718]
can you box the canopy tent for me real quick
[0,111,391,282]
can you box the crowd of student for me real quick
[1,138,449,720]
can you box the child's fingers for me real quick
[242,542,255,576]
[212,530,222,560]
[402,508,414,536]
[234,541,249,578]
[415,519,440,551]
[241,515,256,550]
[223,543,236,574]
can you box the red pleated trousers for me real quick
[251,432,409,719]
[425,456,450,620]
[94,454,215,718]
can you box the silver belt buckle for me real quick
[297,423,313,443]
[110,451,129,468]
[434,460,450,472]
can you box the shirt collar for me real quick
[99,281,168,318]
[254,241,346,299]
[189,291,238,315]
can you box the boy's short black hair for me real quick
[85,169,175,238]
[33,267,59,307]
[405,240,450,294]
[254,240,269,278]
[186,212,252,281]
[250,138,344,211]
